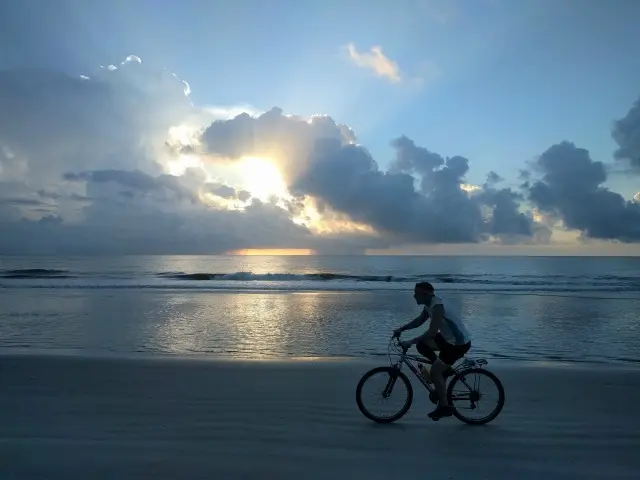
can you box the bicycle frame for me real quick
[386,338,488,399]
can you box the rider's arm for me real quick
[396,308,428,332]
[424,304,444,338]
[406,304,445,345]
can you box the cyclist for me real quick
[393,281,471,420]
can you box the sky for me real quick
[0,0,639,255]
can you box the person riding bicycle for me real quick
[393,281,471,420]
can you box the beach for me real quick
[1,353,639,479]
[1,255,639,478]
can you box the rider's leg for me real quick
[428,341,472,420]
[415,338,439,362]
[415,339,439,382]
[430,358,450,407]
[427,355,455,420]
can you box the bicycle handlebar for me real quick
[389,334,409,353]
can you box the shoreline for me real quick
[2,347,640,371]
[2,284,639,298]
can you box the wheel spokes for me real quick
[450,371,502,422]
[360,371,409,420]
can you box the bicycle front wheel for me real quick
[447,367,505,425]
[355,366,413,423]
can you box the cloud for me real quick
[0,55,638,254]
[205,182,237,199]
[201,114,542,245]
[1,164,380,254]
[200,106,356,186]
[196,98,640,247]
[290,138,484,243]
[344,43,402,83]
[0,57,346,254]
[612,95,640,171]
[289,136,541,244]
[486,171,503,184]
[524,141,640,242]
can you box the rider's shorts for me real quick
[417,333,471,365]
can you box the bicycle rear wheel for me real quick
[355,366,413,423]
[447,367,505,425]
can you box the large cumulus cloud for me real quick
[0,56,192,186]
[612,95,640,171]
[524,141,640,242]
[0,57,370,254]
[1,55,639,254]
[199,95,640,247]
[200,115,540,244]
[200,106,357,186]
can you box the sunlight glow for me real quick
[168,124,198,147]
[234,156,289,202]
[292,196,377,236]
[461,183,482,193]
[200,191,245,211]
[230,249,315,255]
[167,154,203,177]
[160,140,380,250]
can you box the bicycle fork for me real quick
[382,365,402,398]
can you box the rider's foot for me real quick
[418,364,432,383]
[428,404,454,421]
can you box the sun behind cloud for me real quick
[233,157,289,202]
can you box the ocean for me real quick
[0,255,639,364]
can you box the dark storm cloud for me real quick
[526,141,640,241]
[612,95,640,171]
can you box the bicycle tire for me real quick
[355,366,413,424]
[447,367,505,425]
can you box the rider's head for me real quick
[413,281,435,305]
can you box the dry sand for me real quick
[1,353,639,479]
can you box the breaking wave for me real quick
[1,268,638,294]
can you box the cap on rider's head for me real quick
[415,281,434,293]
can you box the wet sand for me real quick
[1,354,639,479]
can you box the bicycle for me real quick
[355,335,505,425]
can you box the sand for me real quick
[1,353,639,479]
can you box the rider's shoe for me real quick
[428,404,454,421]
